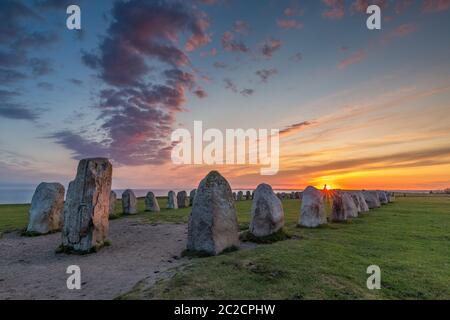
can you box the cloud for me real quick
[290,52,303,62]
[279,121,316,137]
[261,38,282,58]
[277,19,303,30]
[224,78,254,96]
[322,0,345,19]
[35,0,83,9]
[221,31,249,53]
[213,61,228,68]
[255,68,278,83]
[337,50,367,69]
[233,20,250,35]
[68,78,83,86]
[37,82,54,90]
[240,88,254,97]
[200,48,217,57]
[0,68,27,83]
[0,104,40,121]
[194,89,207,98]
[422,0,450,12]
[56,0,210,166]
[284,7,303,17]
[350,0,388,14]
[29,58,53,76]
[388,23,417,37]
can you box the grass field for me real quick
[1,195,449,299]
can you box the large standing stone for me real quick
[377,191,389,205]
[363,191,381,209]
[232,192,237,201]
[299,186,327,228]
[122,189,137,214]
[237,191,243,201]
[62,158,112,253]
[145,191,160,212]
[331,191,358,222]
[27,182,65,235]
[177,191,189,208]
[189,189,196,206]
[351,191,369,213]
[187,171,240,255]
[387,192,395,203]
[167,190,178,209]
[245,191,251,200]
[249,184,284,237]
[109,191,117,217]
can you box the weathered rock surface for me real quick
[249,184,284,237]
[331,191,358,222]
[351,191,369,213]
[62,158,112,252]
[27,182,65,235]
[145,192,160,212]
[167,190,178,209]
[109,191,117,217]
[189,189,196,206]
[245,191,251,200]
[187,171,240,255]
[177,191,189,208]
[363,191,381,209]
[237,191,243,201]
[378,191,389,205]
[122,189,137,215]
[299,186,327,228]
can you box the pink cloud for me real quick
[322,0,345,19]
[422,0,450,12]
[389,23,417,37]
[350,0,389,14]
[277,19,303,30]
[338,50,367,69]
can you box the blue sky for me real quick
[1,0,450,191]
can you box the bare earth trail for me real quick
[0,218,188,300]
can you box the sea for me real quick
[0,187,431,205]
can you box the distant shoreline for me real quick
[0,188,442,205]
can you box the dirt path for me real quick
[0,218,188,300]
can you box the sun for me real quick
[324,184,332,191]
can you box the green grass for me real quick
[121,196,450,300]
[2,195,450,299]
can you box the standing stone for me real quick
[294,192,300,199]
[177,191,189,208]
[388,192,395,203]
[245,191,251,200]
[291,192,295,199]
[62,158,112,253]
[109,191,117,217]
[189,189,196,206]
[122,189,137,214]
[363,191,381,209]
[237,191,243,201]
[27,182,65,235]
[187,171,240,255]
[250,184,284,237]
[281,192,287,200]
[331,191,358,222]
[232,192,237,201]
[299,186,327,228]
[351,191,369,213]
[251,190,255,199]
[167,190,178,209]
[145,191,160,212]
[377,191,388,205]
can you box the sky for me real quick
[1,0,450,192]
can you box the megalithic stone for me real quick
[145,191,160,212]
[27,182,65,235]
[187,171,240,255]
[189,189,196,206]
[61,158,112,253]
[177,191,189,208]
[122,189,137,214]
[299,186,327,228]
[109,191,117,217]
[167,190,178,209]
[250,183,284,237]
